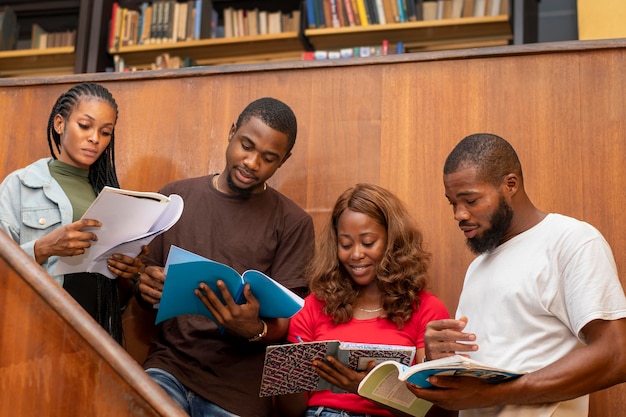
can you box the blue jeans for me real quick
[146,368,239,417]
[306,406,374,417]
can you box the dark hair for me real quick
[235,97,297,154]
[443,133,523,186]
[308,183,431,328]
[47,82,120,194]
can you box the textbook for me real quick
[54,186,184,279]
[259,340,416,397]
[357,355,524,415]
[155,245,305,324]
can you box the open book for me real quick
[155,245,304,324]
[54,186,184,279]
[259,340,416,397]
[357,355,524,415]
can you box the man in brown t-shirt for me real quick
[136,97,315,417]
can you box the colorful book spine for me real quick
[355,0,369,25]
[306,0,317,27]
[396,0,406,22]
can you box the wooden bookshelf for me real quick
[110,15,512,69]
[0,47,75,77]
[0,0,531,76]
[305,15,512,52]
[0,0,112,78]
[111,32,304,68]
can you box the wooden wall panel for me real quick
[0,39,624,416]
[0,230,186,416]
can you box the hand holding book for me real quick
[155,245,305,324]
[54,186,184,279]
[259,340,416,397]
[356,355,524,416]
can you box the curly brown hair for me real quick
[308,183,431,328]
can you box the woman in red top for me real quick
[277,183,453,417]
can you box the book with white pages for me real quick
[54,186,184,279]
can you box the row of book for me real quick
[306,0,506,28]
[31,24,76,50]
[222,8,300,39]
[1,7,76,51]
[109,1,301,51]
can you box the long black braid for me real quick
[47,83,124,344]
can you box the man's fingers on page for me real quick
[242,284,260,307]
[195,286,225,322]
[215,280,236,305]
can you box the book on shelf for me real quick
[329,0,342,27]
[140,2,153,44]
[268,11,283,34]
[404,0,418,22]
[30,23,47,49]
[0,6,18,51]
[422,1,437,20]
[488,0,502,16]
[342,0,356,25]
[336,0,348,27]
[247,8,259,36]
[374,0,384,23]
[155,245,305,324]
[122,10,140,46]
[197,0,214,39]
[357,354,524,415]
[451,0,464,18]
[259,340,416,397]
[366,0,379,24]
[473,0,486,17]
[54,187,184,279]
[463,0,475,17]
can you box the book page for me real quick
[401,355,524,388]
[357,361,432,416]
[155,246,243,324]
[241,270,304,319]
[87,194,184,278]
[54,186,180,278]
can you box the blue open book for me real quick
[155,245,304,324]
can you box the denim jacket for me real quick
[0,158,74,285]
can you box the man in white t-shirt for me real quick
[408,134,626,417]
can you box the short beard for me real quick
[226,173,253,199]
[466,196,513,254]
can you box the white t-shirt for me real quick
[456,213,626,417]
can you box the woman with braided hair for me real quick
[0,82,144,344]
